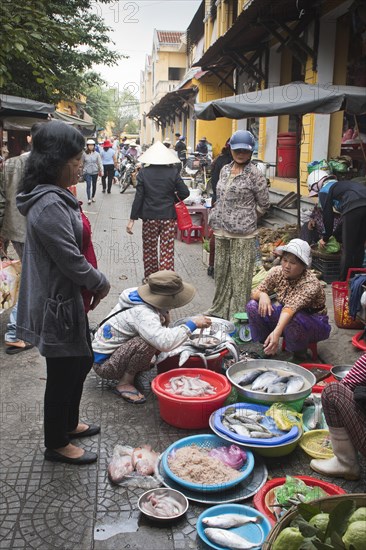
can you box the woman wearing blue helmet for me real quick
[206,130,270,320]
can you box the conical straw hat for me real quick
[138,141,179,165]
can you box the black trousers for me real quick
[44,319,94,449]
[340,206,366,281]
[102,164,114,192]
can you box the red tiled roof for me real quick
[156,31,184,44]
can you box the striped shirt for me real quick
[342,353,366,390]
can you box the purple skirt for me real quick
[246,300,331,352]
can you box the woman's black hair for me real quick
[23,121,85,192]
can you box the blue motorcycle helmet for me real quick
[229,130,255,151]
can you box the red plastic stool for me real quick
[181,225,203,244]
[282,339,318,360]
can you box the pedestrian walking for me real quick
[0,122,43,354]
[126,141,189,279]
[16,121,110,465]
[81,139,103,204]
[100,139,118,193]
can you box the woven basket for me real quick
[299,429,334,459]
[263,494,366,548]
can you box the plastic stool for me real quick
[282,339,318,360]
[181,225,203,244]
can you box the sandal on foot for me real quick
[112,387,146,404]
[5,341,34,355]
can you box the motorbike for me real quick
[183,151,212,196]
[251,159,276,187]
[119,154,137,193]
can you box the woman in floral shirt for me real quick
[246,238,331,359]
[206,130,270,320]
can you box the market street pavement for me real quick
[1,181,365,550]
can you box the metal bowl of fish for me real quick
[226,360,316,403]
[330,364,353,382]
[138,487,189,522]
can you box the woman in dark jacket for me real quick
[16,121,110,465]
[126,141,189,279]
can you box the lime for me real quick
[342,520,366,550]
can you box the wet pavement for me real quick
[1,181,365,549]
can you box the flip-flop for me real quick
[112,388,146,404]
[5,343,34,355]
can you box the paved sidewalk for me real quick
[0,182,365,549]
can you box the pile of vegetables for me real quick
[273,500,366,550]
[258,225,298,270]
[274,477,327,510]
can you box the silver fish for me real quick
[267,382,288,394]
[250,431,276,439]
[232,412,264,423]
[204,527,263,549]
[286,375,305,394]
[202,513,261,529]
[237,369,263,386]
[251,370,278,390]
[230,424,251,437]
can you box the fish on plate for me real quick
[204,527,263,549]
[202,513,261,529]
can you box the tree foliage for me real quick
[0,0,125,103]
[84,85,139,132]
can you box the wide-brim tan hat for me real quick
[138,141,180,165]
[276,238,312,267]
[137,270,196,309]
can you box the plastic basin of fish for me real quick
[162,434,255,492]
[156,349,229,374]
[152,368,231,400]
[152,373,231,429]
[138,487,189,522]
[196,503,271,550]
[244,429,303,458]
[213,403,299,446]
[226,359,316,404]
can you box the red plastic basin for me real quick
[153,368,231,400]
[157,349,229,374]
[253,476,347,525]
[300,363,336,393]
[152,369,231,429]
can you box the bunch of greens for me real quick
[275,476,328,509]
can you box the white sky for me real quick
[94,0,201,97]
